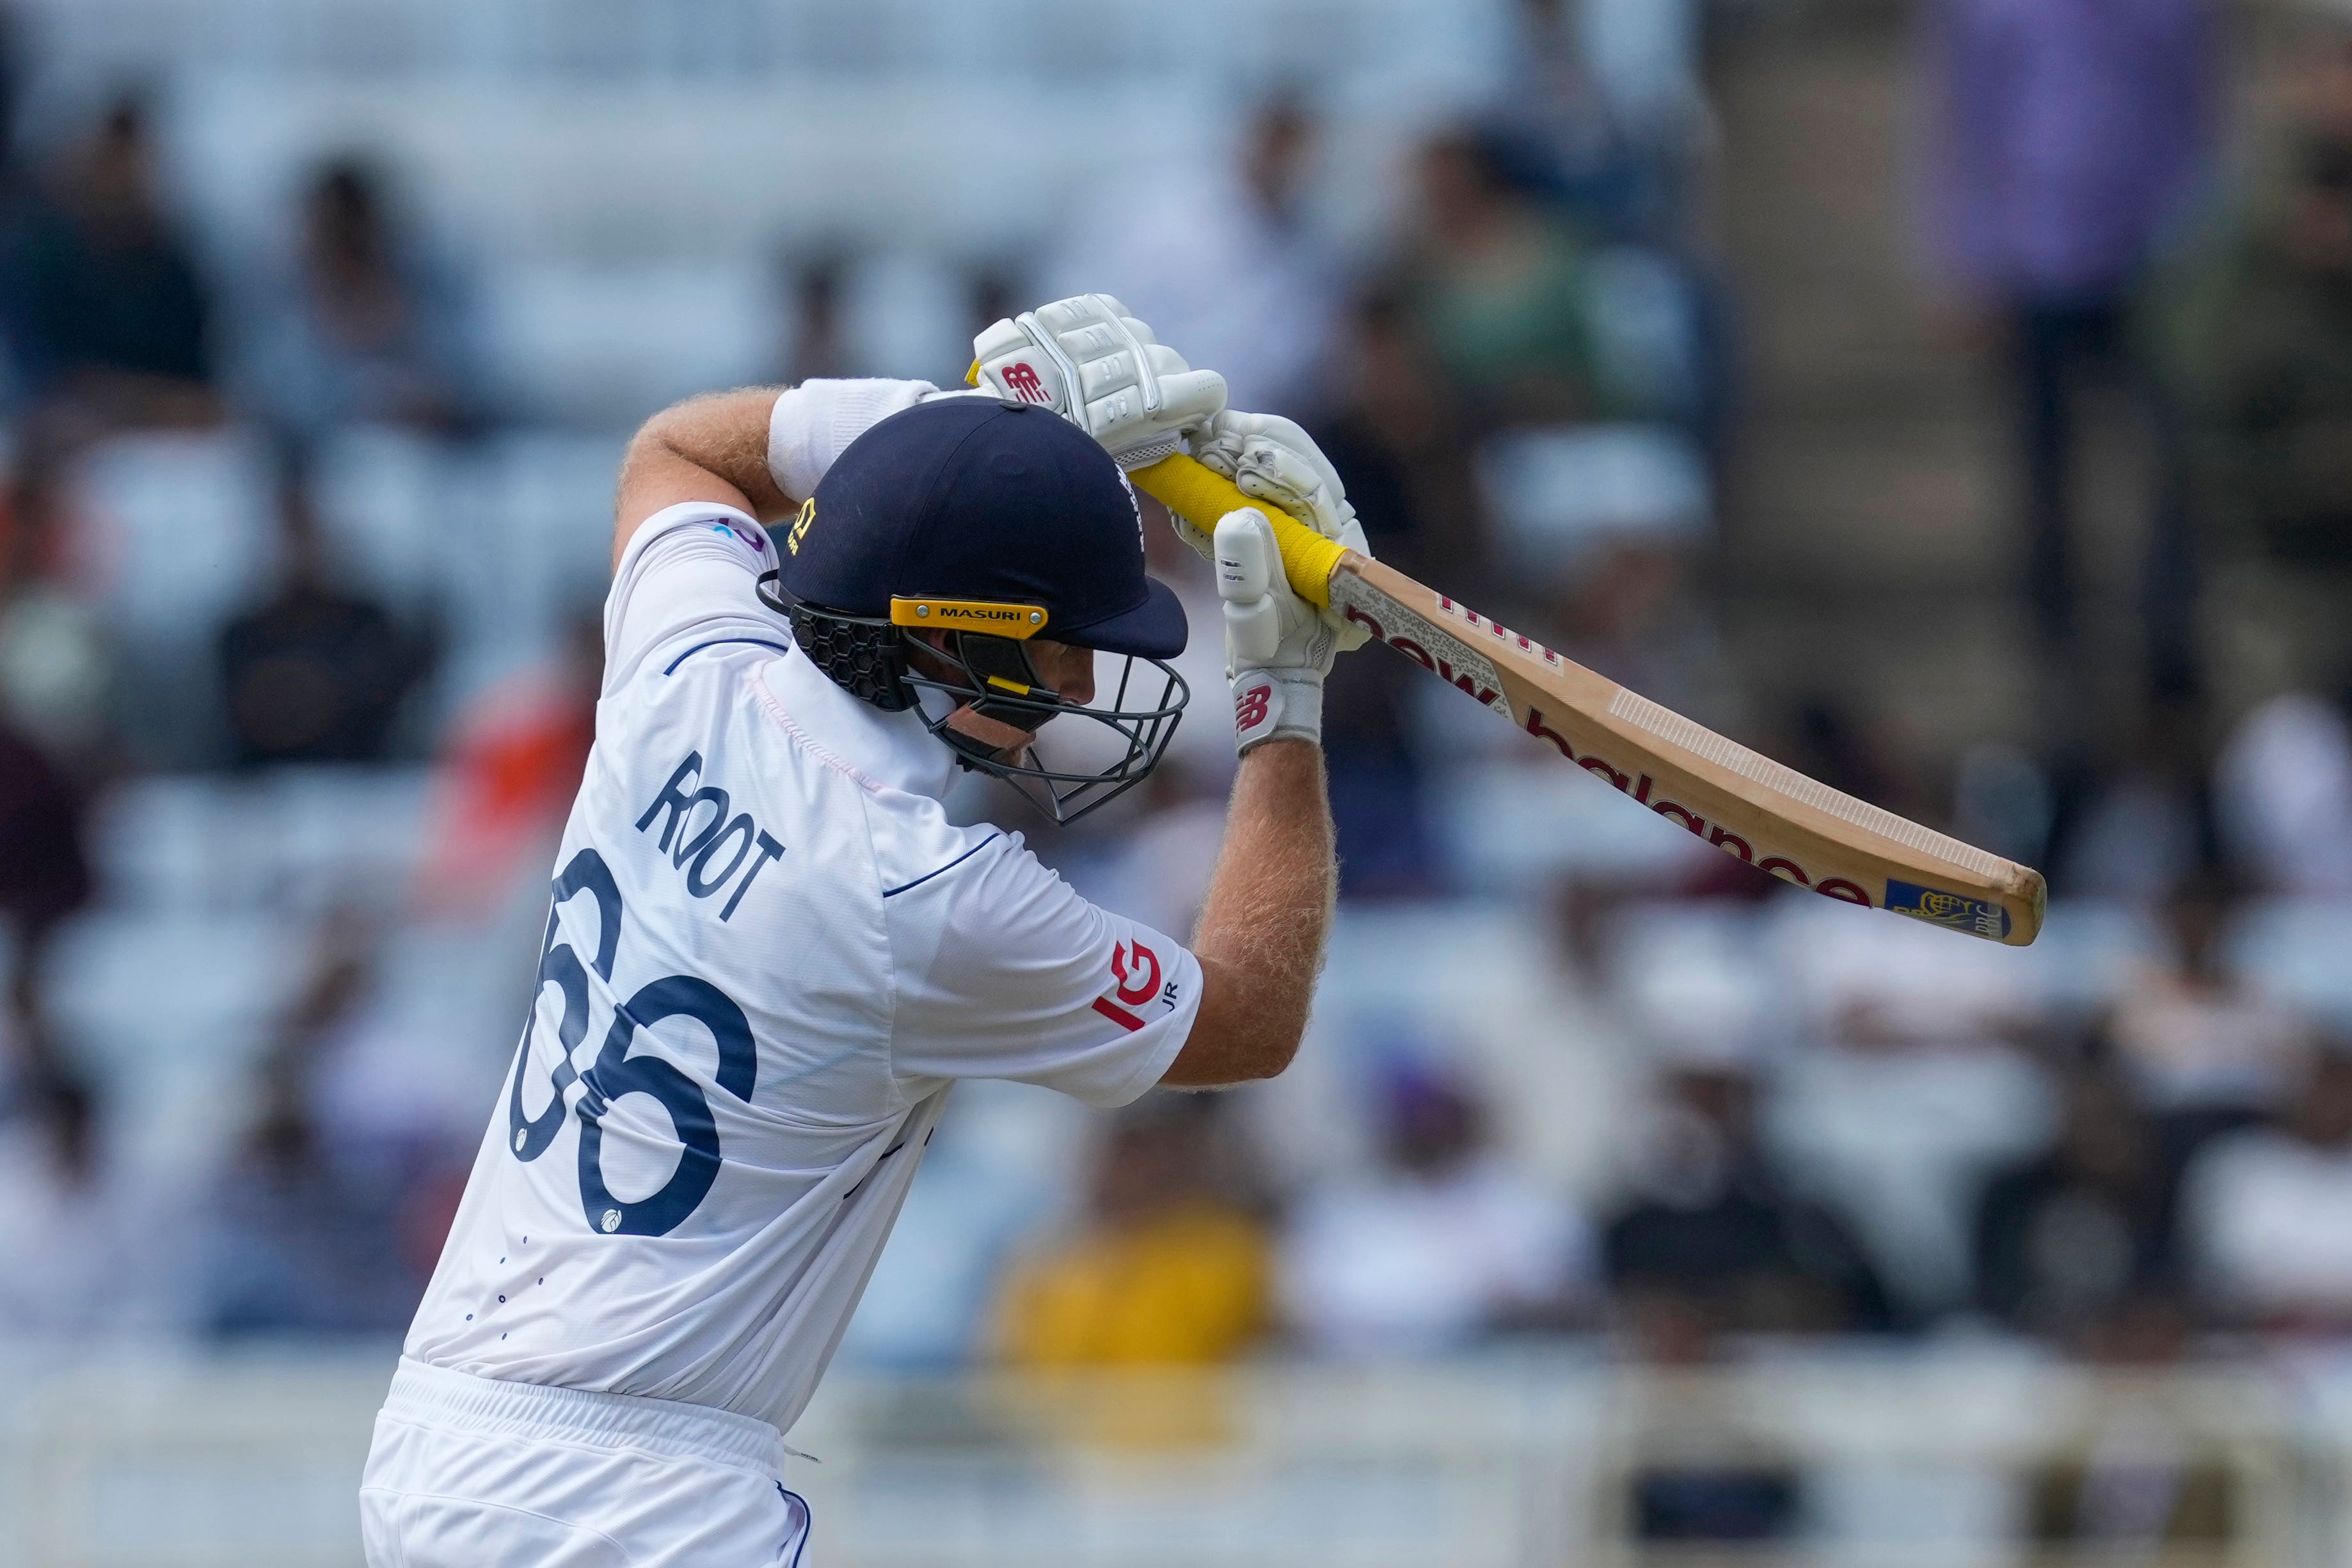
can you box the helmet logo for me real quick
[890,598,1049,639]
[787,498,817,555]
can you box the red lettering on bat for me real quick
[1655,800,1706,836]
[1498,691,1881,909]
[1392,638,1436,672]
[1527,709,1574,758]
[1580,757,1632,791]
[1344,604,1387,642]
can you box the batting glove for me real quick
[970,294,1227,470]
[1188,409,1372,651]
[1218,506,1338,754]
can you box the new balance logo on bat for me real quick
[1519,706,1874,907]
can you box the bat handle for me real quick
[1129,454,1346,610]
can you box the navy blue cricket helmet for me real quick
[758,397,1189,823]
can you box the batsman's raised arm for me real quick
[612,378,937,560]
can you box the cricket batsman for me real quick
[358,296,1368,1564]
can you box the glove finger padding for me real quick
[1216,507,1283,667]
[1154,367,1229,436]
[1216,507,1331,753]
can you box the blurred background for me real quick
[12,0,2352,1562]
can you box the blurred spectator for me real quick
[0,720,91,971]
[1281,1062,1591,1356]
[2183,1043,2352,1328]
[1477,424,1731,722]
[415,608,600,919]
[2213,691,2352,894]
[1502,0,1707,244]
[0,1069,173,1335]
[1401,129,1616,426]
[199,1076,420,1337]
[198,913,456,1336]
[1605,1052,1893,1350]
[1971,1066,2181,1340]
[1045,97,1339,414]
[1321,648,1440,899]
[244,157,483,440]
[2104,873,2309,1152]
[218,460,431,768]
[1769,988,2054,1321]
[2193,145,2352,552]
[2047,696,2216,899]
[1921,0,2215,685]
[783,252,852,385]
[991,1098,1271,1367]
[1307,290,1467,580]
[0,445,112,774]
[2,94,219,429]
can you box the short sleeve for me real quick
[603,502,784,695]
[886,835,1200,1108]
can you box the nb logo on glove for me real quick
[1234,683,1273,732]
[999,361,1052,405]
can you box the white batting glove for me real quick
[1218,507,1338,754]
[971,294,1227,470]
[1188,409,1372,651]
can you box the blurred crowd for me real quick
[7,5,2352,1486]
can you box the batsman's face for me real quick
[918,634,1096,754]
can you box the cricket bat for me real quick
[1131,454,2047,946]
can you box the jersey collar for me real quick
[761,641,962,802]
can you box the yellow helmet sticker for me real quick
[786,497,817,555]
[890,598,1048,639]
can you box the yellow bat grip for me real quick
[1129,454,1344,610]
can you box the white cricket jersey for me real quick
[407,502,1201,1434]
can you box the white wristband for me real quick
[767,378,937,501]
[1231,669,1324,754]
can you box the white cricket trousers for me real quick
[361,1358,812,1567]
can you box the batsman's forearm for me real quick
[1174,740,1335,1085]
[620,387,795,523]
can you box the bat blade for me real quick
[1332,555,2046,946]
[1131,453,2047,946]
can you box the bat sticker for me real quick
[1884,880,2011,940]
